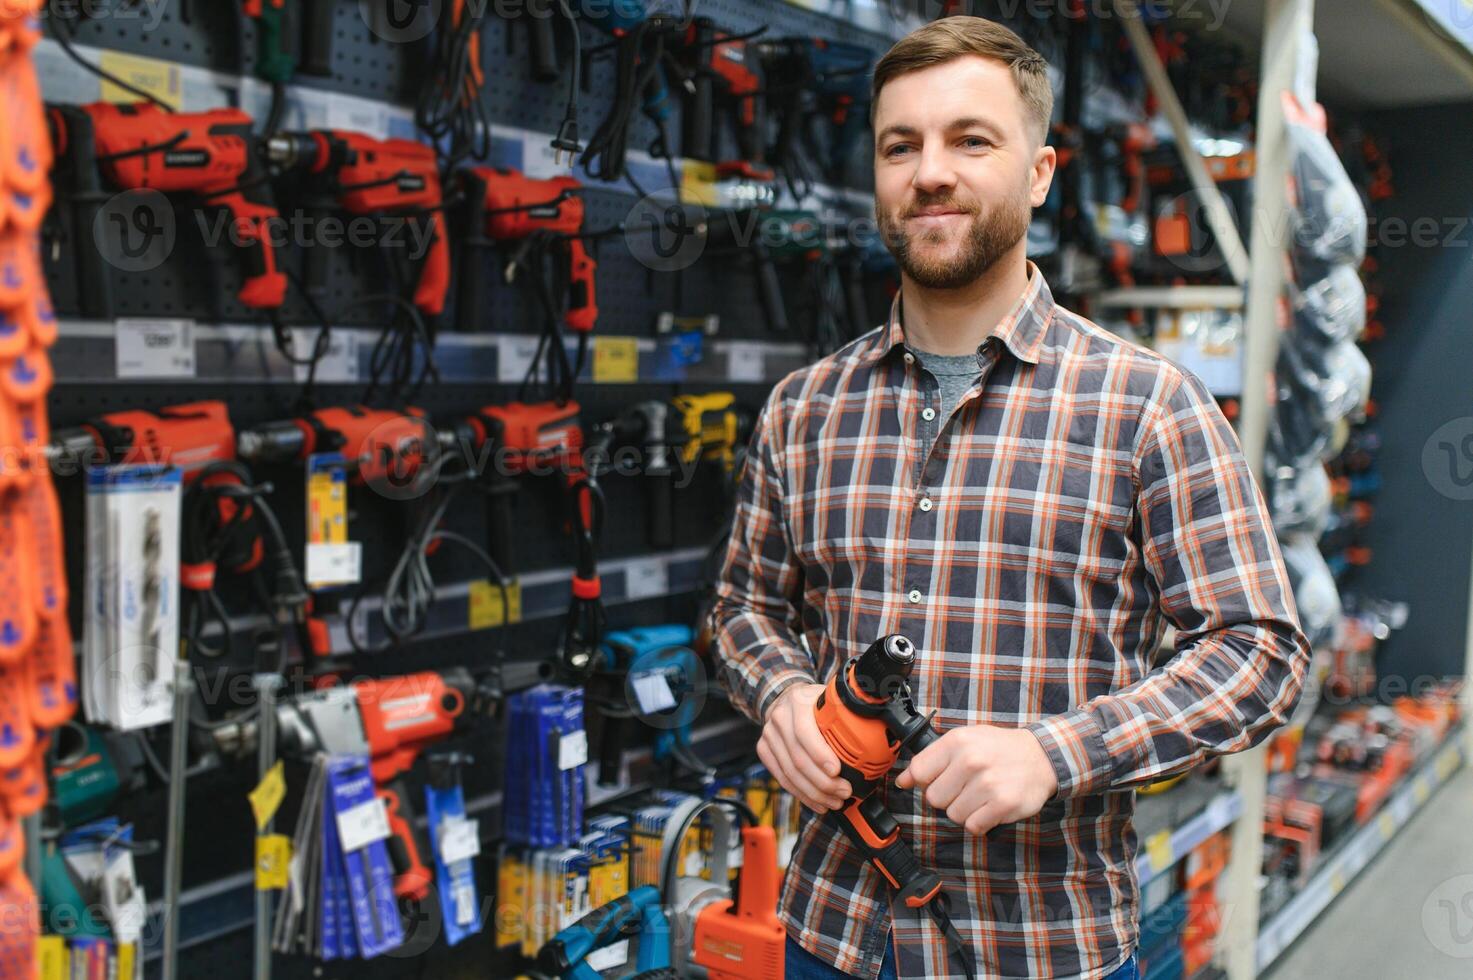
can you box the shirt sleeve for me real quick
[706,396,816,726]
[1029,368,1312,798]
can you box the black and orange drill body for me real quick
[457,167,596,334]
[78,102,287,309]
[268,130,450,315]
[813,634,976,979]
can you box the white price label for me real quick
[335,796,391,853]
[728,344,765,383]
[631,671,677,714]
[453,883,477,926]
[624,556,668,601]
[325,94,389,138]
[497,336,544,382]
[438,817,481,866]
[558,729,588,771]
[116,318,196,379]
[586,940,629,972]
[305,542,362,587]
[291,329,359,383]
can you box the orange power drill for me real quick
[457,167,597,335]
[814,633,977,980]
[67,102,287,309]
[265,130,451,316]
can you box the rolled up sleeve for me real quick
[1031,369,1311,797]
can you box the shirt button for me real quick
[903,352,915,365]
[918,497,933,512]
[907,589,922,604]
[921,407,936,421]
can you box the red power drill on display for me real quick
[265,130,451,316]
[456,167,596,335]
[813,634,978,980]
[63,103,287,309]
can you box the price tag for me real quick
[292,329,359,383]
[36,936,66,980]
[468,578,521,630]
[305,542,362,587]
[680,160,719,206]
[1329,870,1345,895]
[1378,812,1396,840]
[116,318,195,379]
[586,940,629,972]
[1413,778,1431,805]
[326,94,390,138]
[558,729,588,771]
[728,344,765,383]
[454,882,477,926]
[249,762,287,831]
[631,671,678,714]
[498,335,543,382]
[594,336,639,383]
[98,52,181,109]
[1145,831,1173,874]
[438,817,481,865]
[256,834,291,890]
[336,796,392,853]
[624,556,668,601]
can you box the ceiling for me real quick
[1213,0,1473,108]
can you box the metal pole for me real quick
[253,673,284,980]
[1219,2,1314,978]
[161,659,196,980]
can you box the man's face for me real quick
[873,56,1055,289]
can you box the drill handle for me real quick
[412,209,451,317]
[378,781,433,902]
[456,171,491,330]
[206,117,287,308]
[734,826,781,919]
[565,238,597,333]
[836,797,945,910]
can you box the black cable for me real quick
[415,1,493,170]
[49,14,174,111]
[550,0,584,162]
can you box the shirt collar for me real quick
[865,260,1054,368]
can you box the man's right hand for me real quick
[758,682,852,813]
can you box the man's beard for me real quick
[877,182,1032,290]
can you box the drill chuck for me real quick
[852,633,915,703]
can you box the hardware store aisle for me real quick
[1263,762,1473,979]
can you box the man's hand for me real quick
[895,725,1060,835]
[757,683,852,814]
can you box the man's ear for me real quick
[1030,143,1057,208]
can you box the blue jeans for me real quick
[784,935,1139,980]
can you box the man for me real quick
[707,15,1309,980]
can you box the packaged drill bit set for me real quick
[272,756,404,960]
[502,685,588,848]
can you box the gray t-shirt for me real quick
[906,345,982,426]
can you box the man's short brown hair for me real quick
[872,16,1055,147]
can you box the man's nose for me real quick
[911,140,957,195]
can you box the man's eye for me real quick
[962,137,992,150]
[884,144,913,157]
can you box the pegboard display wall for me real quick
[43,0,907,339]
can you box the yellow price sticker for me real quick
[1413,779,1431,805]
[37,935,67,980]
[1146,831,1173,874]
[1329,870,1345,895]
[593,336,639,383]
[98,51,182,109]
[469,579,521,631]
[1436,748,1459,780]
[679,159,720,206]
[256,834,292,890]
[1378,812,1396,840]
[248,761,287,831]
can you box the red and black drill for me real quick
[457,168,596,398]
[265,130,451,316]
[51,102,287,310]
[813,634,977,980]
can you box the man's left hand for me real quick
[895,726,1060,836]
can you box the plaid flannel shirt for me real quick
[708,264,1309,980]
